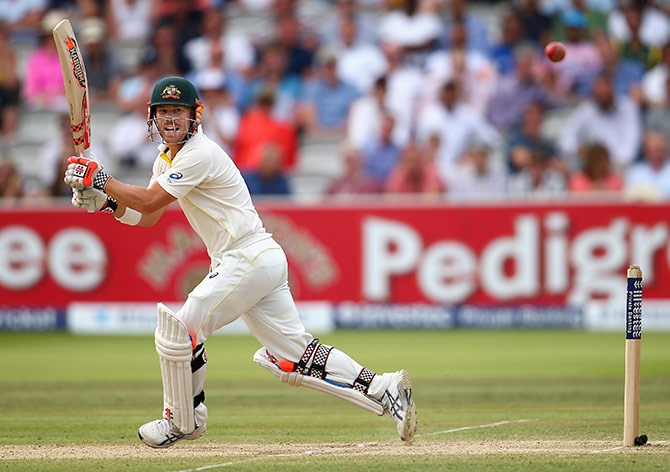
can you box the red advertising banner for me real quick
[1,201,669,306]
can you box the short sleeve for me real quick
[155,149,211,199]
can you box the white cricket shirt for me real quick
[152,130,267,256]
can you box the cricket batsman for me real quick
[64,76,418,448]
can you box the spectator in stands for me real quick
[549,9,603,97]
[326,145,382,195]
[319,0,378,46]
[183,8,254,77]
[275,11,315,78]
[568,142,623,193]
[513,0,552,45]
[22,11,66,111]
[333,14,387,94]
[625,131,670,199]
[488,45,560,131]
[243,144,291,196]
[505,102,562,174]
[107,0,152,47]
[0,0,45,44]
[117,47,162,113]
[385,142,444,195]
[107,100,158,174]
[362,112,402,184]
[241,41,302,123]
[558,73,641,168]
[0,156,23,201]
[234,87,297,173]
[79,17,123,104]
[299,49,360,137]
[597,33,645,98]
[150,19,191,76]
[608,1,670,50]
[196,70,239,154]
[377,0,442,67]
[0,26,19,147]
[490,13,525,76]
[508,148,566,197]
[608,2,660,70]
[443,0,490,54]
[447,140,507,198]
[550,0,608,42]
[381,44,422,146]
[157,0,203,54]
[641,43,670,109]
[423,20,497,115]
[417,81,500,184]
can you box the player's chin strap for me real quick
[253,341,384,416]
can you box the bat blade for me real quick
[52,19,92,156]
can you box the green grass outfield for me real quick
[1,330,669,471]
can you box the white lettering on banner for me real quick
[0,226,44,289]
[363,217,422,299]
[0,226,106,291]
[362,214,670,304]
[48,228,107,291]
[480,216,539,299]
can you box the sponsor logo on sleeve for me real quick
[167,172,183,183]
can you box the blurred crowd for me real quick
[2,0,670,202]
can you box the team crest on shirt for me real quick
[161,85,182,99]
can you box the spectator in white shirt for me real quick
[625,130,670,199]
[641,43,670,109]
[417,80,501,182]
[558,73,641,168]
[183,8,254,76]
[334,14,388,94]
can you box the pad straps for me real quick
[296,338,319,374]
[352,368,376,395]
[309,343,334,380]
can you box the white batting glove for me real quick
[71,188,118,214]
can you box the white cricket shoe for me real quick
[137,419,205,449]
[382,369,418,441]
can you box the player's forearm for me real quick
[105,178,165,214]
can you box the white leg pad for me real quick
[253,347,384,416]
[155,303,196,434]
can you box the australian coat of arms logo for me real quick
[161,85,182,99]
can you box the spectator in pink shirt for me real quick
[568,142,623,193]
[23,12,66,110]
[385,142,444,195]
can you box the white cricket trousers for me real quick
[173,236,386,426]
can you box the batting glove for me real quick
[71,188,118,214]
[64,156,112,191]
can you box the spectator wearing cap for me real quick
[624,131,670,199]
[298,49,360,137]
[559,73,641,168]
[22,11,66,110]
[548,9,603,97]
[80,17,123,104]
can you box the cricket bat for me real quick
[52,19,92,157]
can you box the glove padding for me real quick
[64,156,112,191]
[71,187,118,214]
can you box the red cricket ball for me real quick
[545,41,566,62]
